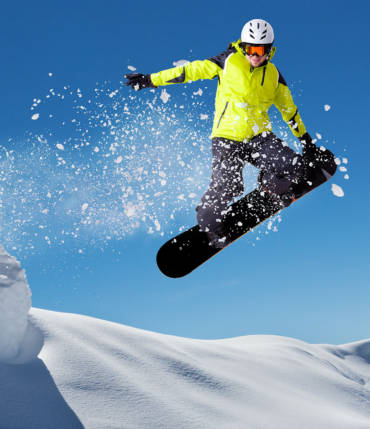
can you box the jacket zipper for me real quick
[250,64,267,86]
[261,66,266,86]
[217,101,229,128]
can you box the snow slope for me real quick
[1,309,369,429]
[1,247,370,429]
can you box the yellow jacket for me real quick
[150,41,306,142]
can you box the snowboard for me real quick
[157,152,337,278]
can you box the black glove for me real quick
[124,73,156,90]
[300,132,337,177]
[299,132,317,165]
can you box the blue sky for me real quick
[1,0,369,344]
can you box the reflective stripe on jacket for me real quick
[150,41,306,142]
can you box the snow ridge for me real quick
[1,308,368,429]
[1,250,369,429]
[0,245,32,362]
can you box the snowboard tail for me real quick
[157,158,337,278]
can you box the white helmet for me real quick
[241,19,274,45]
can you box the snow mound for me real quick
[1,249,368,428]
[0,246,35,363]
[2,308,369,429]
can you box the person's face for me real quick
[246,53,268,68]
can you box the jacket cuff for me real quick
[146,74,157,88]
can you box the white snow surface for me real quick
[2,250,369,428]
[1,309,370,428]
[0,245,31,363]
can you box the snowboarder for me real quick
[125,18,330,248]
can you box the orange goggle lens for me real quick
[245,45,266,56]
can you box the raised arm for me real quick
[150,58,221,86]
[125,45,236,90]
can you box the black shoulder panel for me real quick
[208,46,237,69]
[277,68,288,86]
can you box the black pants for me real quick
[196,133,305,234]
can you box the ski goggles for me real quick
[243,44,271,57]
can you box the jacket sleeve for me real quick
[150,46,236,87]
[273,70,307,138]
